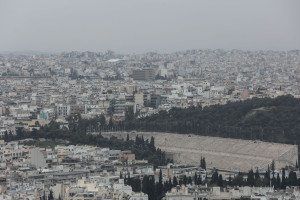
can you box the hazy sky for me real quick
[0,0,299,53]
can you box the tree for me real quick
[99,114,106,128]
[254,168,261,186]
[4,130,8,141]
[125,107,134,121]
[43,191,46,200]
[168,178,172,191]
[48,190,54,200]
[150,136,155,150]
[198,174,202,185]
[130,178,141,192]
[200,157,206,170]
[232,172,244,187]
[288,171,297,186]
[271,174,277,188]
[228,175,232,186]
[156,169,163,196]
[188,176,192,185]
[35,121,40,127]
[247,169,255,186]
[124,174,127,185]
[173,176,178,187]
[148,176,156,200]
[182,175,187,185]
[217,175,223,187]
[211,170,219,185]
[276,174,281,189]
[194,172,198,185]
[203,157,206,170]
[126,134,130,141]
[271,160,275,172]
[281,168,286,189]
[108,117,114,129]
[142,176,149,194]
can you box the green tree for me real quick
[271,160,275,172]
[217,175,223,187]
[288,171,297,186]
[281,168,286,189]
[247,169,255,186]
[188,176,192,185]
[173,176,178,187]
[276,174,281,189]
[211,170,219,185]
[48,190,54,200]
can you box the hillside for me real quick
[125,95,300,145]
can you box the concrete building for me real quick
[132,69,154,81]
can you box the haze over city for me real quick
[1,1,300,200]
[1,0,300,53]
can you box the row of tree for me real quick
[121,95,300,146]
[211,167,299,189]
[124,169,204,200]
[7,115,170,168]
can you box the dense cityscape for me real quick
[0,49,299,199]
[1,0,300,199]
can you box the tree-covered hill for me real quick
[125,95,300,145]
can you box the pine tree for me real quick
[254,168,260,186]
[281,168,286,189]
[132,178,141,192]
[168,177,172,191]
[120,171,123,179]
[188,176,192,185]
[135,135,140,145]
[200,157,203,168]
[43,191,46,200]
[276,174,281,189]
[157,169,163,197]
[194,172,198,185]
[228,175,232,186]
[271,174,276,188]
[148,176,156,200]
[141,135,145,144]
[150,136,155,150]
[108,117,113,129]
[296,160,298,169]
[48,190,54,200]
[124,174,127,185]
[271,160,275,172]
[288,171,297,186]
[217,175,223,187]
[266,165,271,185]
[173,176,178,187]
[142,176,149,194]
[247,169,255,186]
[179,179,183,186]
[198,174,202,185]
[4,130,8,142]
[126,134,129,141]
[127,172,131,186]
[203,157,206,170]
[211,170,219,185]
[183,175,187,185]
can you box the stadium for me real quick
[102,132,298,172]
